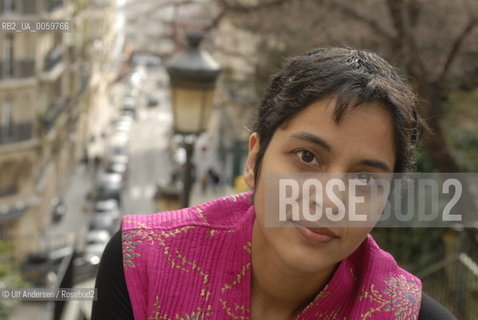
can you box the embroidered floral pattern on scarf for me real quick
[121,192,422,320]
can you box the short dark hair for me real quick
[252,47,425,183]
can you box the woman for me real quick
[92,48,456,319]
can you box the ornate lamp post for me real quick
[166,32,221,208]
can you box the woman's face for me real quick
[244,97,396,273]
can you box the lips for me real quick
[304,226,339,238]
[294,221,339,244]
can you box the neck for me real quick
[250,221,337,319]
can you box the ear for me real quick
[243,133,260,189]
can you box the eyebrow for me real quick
[288,132,392,172]
[289,132,332,152]
[357,159,392,172]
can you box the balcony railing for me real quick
[1,0,35,15]
[41,98,69,131]
[44,46,63,72]
[46,0,64,12]
[0,184,18,197]
[0,0,64,15]
[0,60,35,80]
[20,0,38,14]
[0,122,33,145]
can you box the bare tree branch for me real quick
[140,0,300,36]
[220,0,294,13]
[136,0,207,20]
[323,0,394,40]
[402,0,427,78]
[203,8,228,32]
[462,0,478,20]
[125,0,202,10]
[406,0,421,27]
[386,0,405,51]
[385,0,427,81]
[203,0,305,35]
[439,17,478,83]
[213,44,257,65]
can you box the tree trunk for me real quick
[418,82,462,172]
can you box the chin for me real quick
[274,233,341,274]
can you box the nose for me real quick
[320,173,348,220]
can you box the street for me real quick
[122,67,175,199]
[11,58,234,319]
[46,65,173,244]
[122,91,173,216]
[10,64,178,320]
[9,1,232,318]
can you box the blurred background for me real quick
[0,0,477,319]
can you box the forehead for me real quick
[276,97,396,165]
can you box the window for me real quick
[1,99,13,139]
[3,34,14,78]
[3,0,15,15]
[0,161,18,197]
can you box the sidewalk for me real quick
[10,163,96,320]
[42,163,96,249]
[60,279,95,320]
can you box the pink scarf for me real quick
[121,192,421,319]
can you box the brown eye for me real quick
[296,150,319,165]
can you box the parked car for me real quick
[86,230,110,244]
[122,95,137,108]
[115,116,133,131]
[118,114,134,124]
[83,230,110,265]
[50,197,66,223]
[108,154,129,167]
[111,130,130,143]
[94,201,120,225]
[107,133,129,156]
[120,106,137,120]
[147,95,159,107]
[130,51,161,68]
[21,246,73,287]
[114,119,133,133]
[105,161,128,183]
[94,199,119,213]
[120,94,139,118]
[89,214,119,235]
[130,65,147,88]
[95,172,124,204]
[94,198,120,215]
[125,88,140,99]
[107,145,128,158]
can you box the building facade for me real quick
[0,0,117,259]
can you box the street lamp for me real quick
[166,32,221,208]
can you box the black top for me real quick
[91,231,457,320]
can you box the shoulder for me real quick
[120,192,254,271]
[419,292,457,320]
[121,192,253,232]
[359,237,456,320]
